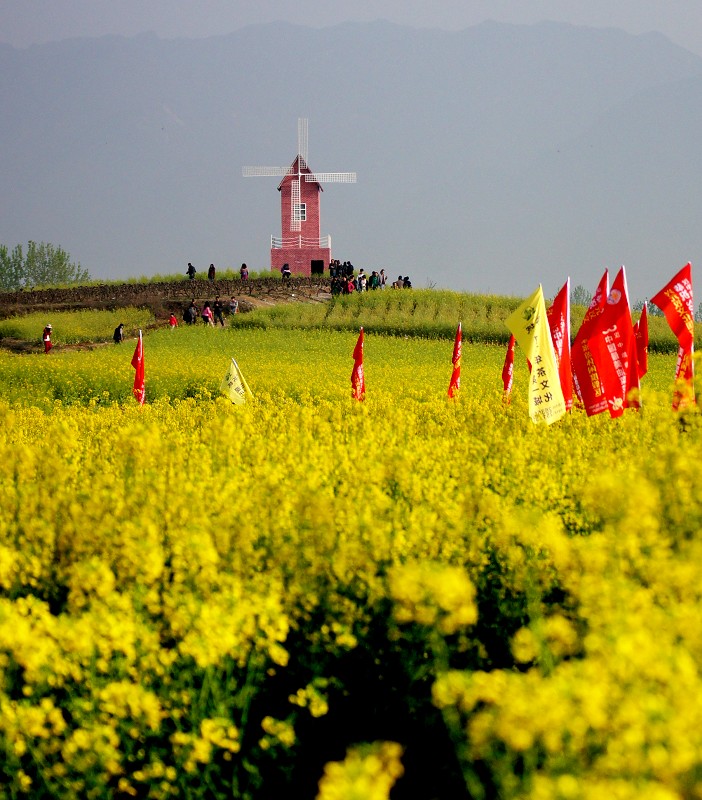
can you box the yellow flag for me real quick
[220,358,252,405]
[505,285,566,424]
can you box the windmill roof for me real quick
[277,155,323,191]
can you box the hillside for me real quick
[2,22,702,298]
[0,281,687,356]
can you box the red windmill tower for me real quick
[243,118,357,276]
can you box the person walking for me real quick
[113,323,125,344]
[187,262,197,280]
[208,263,216,282]
[213,296,225,327]
[184,300,198,325]
[201,301,214,326]
[42,323,53,353]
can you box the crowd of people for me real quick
[186,259,410,293]
[330,265,411,295]
[182,295,238,326]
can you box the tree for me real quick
[570,284,592,308]
[0,244,25,291]
[0,241,90,291]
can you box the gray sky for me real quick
[3,1,702,298]
[3,1,702,57]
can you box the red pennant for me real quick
[131,331,145,405]
[448,323,462,399]
[633,302,649,380]
[546,279,573,411]
[351,328,365,401]
[502,334,516,399]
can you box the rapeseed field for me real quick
[0,306,700,800]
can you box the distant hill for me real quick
[1,20,701,300]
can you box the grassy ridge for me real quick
[231,288,687,353]
[0,289,691,354]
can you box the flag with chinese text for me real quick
[220,358,253,405]
[131,330,145,405]
[351,328,365,401]
[546,278,573,411]
[651,263,694,349]
[505,286,566,424]
[571,270,609,416]
[448,323,462,398]
[651,263,695,409]
[587,267,640,417]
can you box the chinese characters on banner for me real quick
[586,267,640,418]
[220,358,253,405]
[571,270,609,416]
[505,286,566,424]
[651,262,695,410]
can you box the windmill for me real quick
[243,118,356,276]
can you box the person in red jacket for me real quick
[42,324,53,353]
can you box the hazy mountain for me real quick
[1,20,701,299]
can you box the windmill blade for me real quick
[242,166,295,177]
[305,172,357,183]
[298,118,309,165]
[290,177,301,232]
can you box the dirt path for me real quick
[0,338,118,355]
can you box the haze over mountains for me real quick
[1,20,701,299]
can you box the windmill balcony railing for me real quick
[271,235,331,249]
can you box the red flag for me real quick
[587,267,640,417]
[650,263,695,409]
[502,334,515,400]
[131,330,145,405]
[650,263,694,350]
[546,279,573,411]
[351,327,365,401]
[633,302,649,380]
[448,323,462,398]
[673,345,695,410]
[571,270,609,415]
